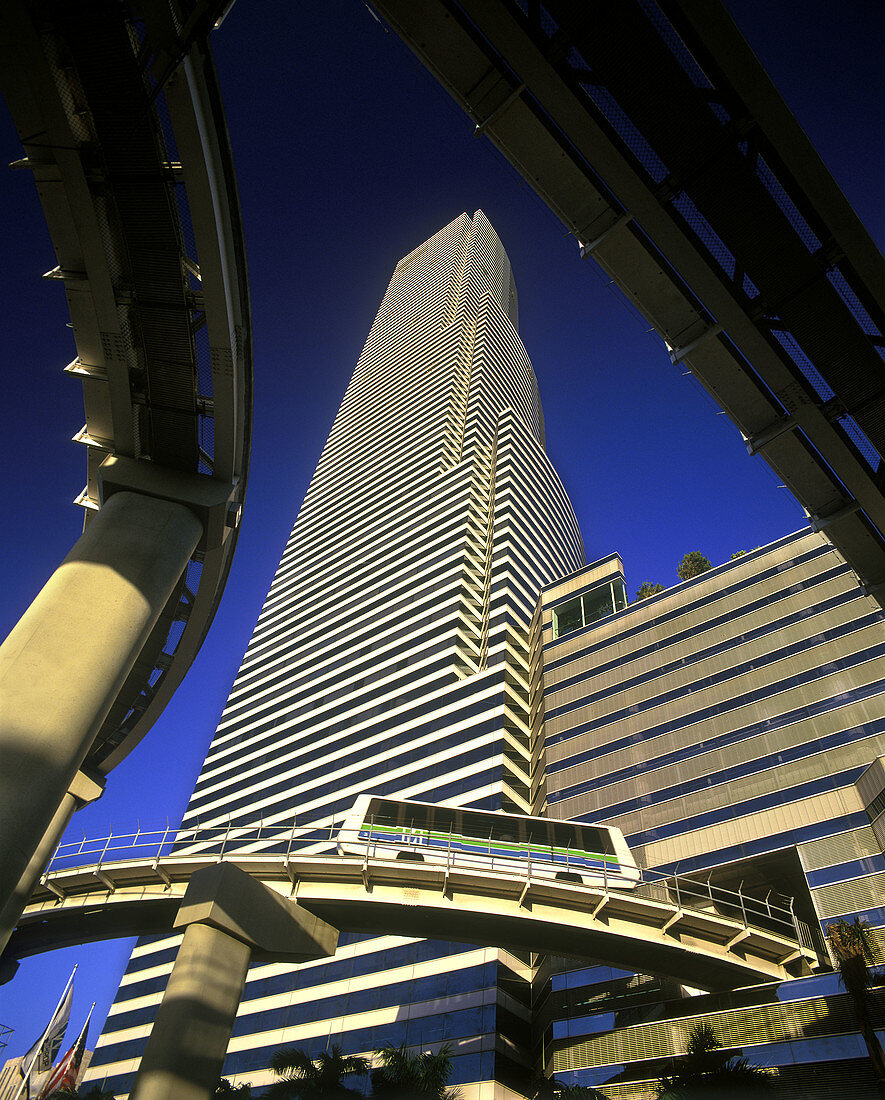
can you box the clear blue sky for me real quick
[1,0,882,1064]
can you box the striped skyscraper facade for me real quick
[87,212,586,1096]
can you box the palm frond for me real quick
[271,1048,317,1079]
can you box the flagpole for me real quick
[34,1002,94,1100]
[12,964,77,1100]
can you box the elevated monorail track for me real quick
[371,0,885,603]
[10,827,825,990]
[0,0,251,938]
[0,0,251,772]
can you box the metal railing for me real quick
[39,822,820,955]
[43,822,337,872]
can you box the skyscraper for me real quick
[88,212,586,1096]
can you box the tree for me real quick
[265,1044,370,1098]
[370,1044,460,1099]
[531,1075,610,1099]
[47,1087,116,1100]
[826,918,885,1091]
[634,582,665,602]
[676,552,711,581]
[215,1080,253,1097]
[655,1023,771,1098]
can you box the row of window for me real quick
[543,538,836,681]
[95,1002,499,1077]
[89,1051,502,1100]
[232,497,474,688]
[221,1006,498,1079]
[194,625,506,801]
[186,649,466,815]
[545,561,850,714]
[612,773,869,855]
[550,712,885,817]
[545,584,865,727]
[108,933,472,1008]
[555,1027,885,1089]
[230,963,493,1040]
[183,733,502,834]
[806,854,885,889]
[547,640,885,783]
[628,812,871,884]
[206,631,457,769]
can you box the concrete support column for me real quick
[132,922,252,1100]
[0,771,104,965]
[131,862,338,1100]
[0,491,202,914]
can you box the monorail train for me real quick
[338,794,641,888]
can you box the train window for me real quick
[342,794,640,890]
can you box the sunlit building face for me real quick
[87,211,585,1096]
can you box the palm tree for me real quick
[215,1079,253,1097]
[655,1023,771,1098]
[531,1076,609,1099]
[369,1043,460,1098]
[264,1044,370,1098]
[826,918,885,1092]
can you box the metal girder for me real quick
[0,0,252,770]
[370,0,885,605]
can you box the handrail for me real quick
[42,824,805,943]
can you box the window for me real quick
[553,579,627,639]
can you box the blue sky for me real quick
[1,0,882,1065]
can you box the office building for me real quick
[86,212,586,1097]
[532,529,885,1097]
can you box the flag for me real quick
[36,1005,92,1100]
[9,969,75,1100]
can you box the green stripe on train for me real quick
[359,824,621,865]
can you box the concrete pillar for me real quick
[132,922,252,1100]
[0,491,202,914]
[0,771,104,964]
[131,862,338,1100]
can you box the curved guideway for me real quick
[369,0,885,604]
[0,0,251,947]
[11,834,824,991]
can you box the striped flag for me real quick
[36,1005,92,1100]
[7,968,75,1100]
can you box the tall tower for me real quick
[88,212,585,1096]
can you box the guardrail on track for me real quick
[40,823,823,957]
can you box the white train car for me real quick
[338,794,641,888]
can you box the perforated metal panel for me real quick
[812,873,885,918]
[799,826,883,871]
[553,993,861,1071]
